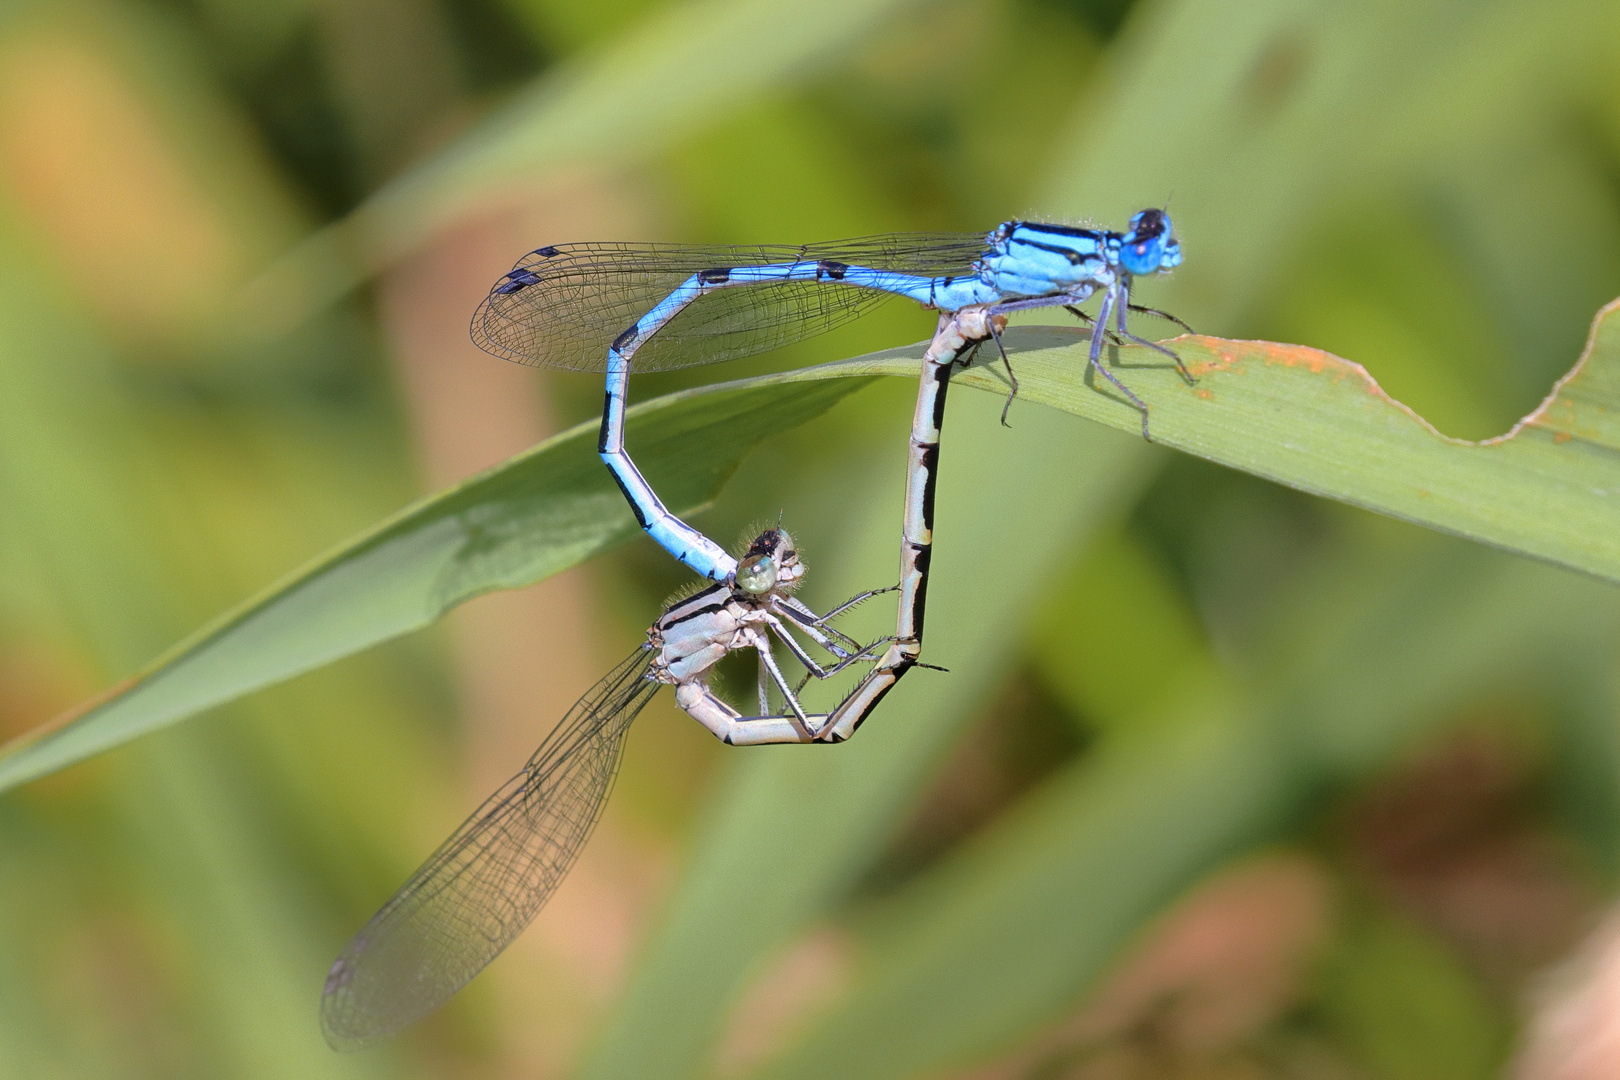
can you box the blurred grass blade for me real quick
[0,373,873,794]
[1046,0,1612,324]
[358,0,927,251]
[9,296,1620,792]
[1319,911,1505,1080]
[257,0,929,318]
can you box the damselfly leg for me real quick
[1128,302,1196,336]
[1114,279,1195,384]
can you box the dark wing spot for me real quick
[612,325,639,351]
[493,268,544,294]
[698,267,732,285]
[533,245,561,258]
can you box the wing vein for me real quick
[320,646,660,1048]
[471,234,988,371]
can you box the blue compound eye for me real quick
[1120,236,1164,276]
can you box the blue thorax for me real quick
[936,209,1180,309]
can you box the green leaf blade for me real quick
[922,303,1620,585]
[0,373,874,794]
[9,295,1620,809]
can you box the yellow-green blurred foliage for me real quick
[3,1,1620,1078]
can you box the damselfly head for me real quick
[734,528,802,595]
[1119,208,1181,276]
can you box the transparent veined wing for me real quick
[470,233,989,372]
[320,646,661,1049]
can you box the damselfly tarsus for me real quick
[319,310,994,1048]
[472,209,1188,584]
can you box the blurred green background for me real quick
[3,0,1620,1078]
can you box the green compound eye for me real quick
[735,554,777,594]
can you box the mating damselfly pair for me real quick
[320,212,1189,1048]
[474,208,1188,582]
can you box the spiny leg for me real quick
[1116,330,1196,385]
[1117,283,1194,385]
[756,641,815,737]
[777,606,860,659]
[959,338,985,371]
[1089,287,1153,441]
[1127,302,1196,336]
[1064,304,1126,347]
[730,582,895,667]
[788,647,893,697]
[986,318,1020,427]
[778,590,894,656]
[771,617,889,685]
[794,584,898,626]
[787,628,893,680]
[771,620,862,679]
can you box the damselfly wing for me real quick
[320,647,659,1049]
[471,235,987,372]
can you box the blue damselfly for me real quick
[472,210,1188,584]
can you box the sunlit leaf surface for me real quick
[0,375,871,793]
[926,307,1620,585]
[8,296,1618,809]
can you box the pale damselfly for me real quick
[319,311,995,1048]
